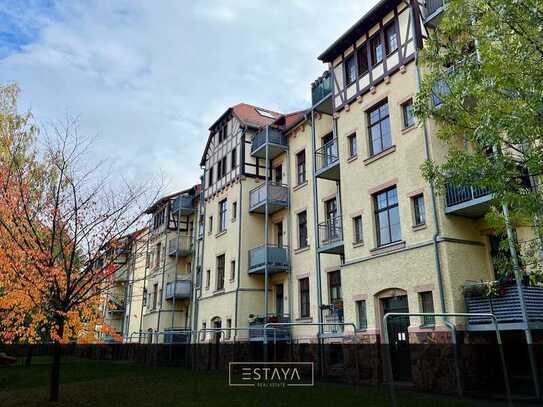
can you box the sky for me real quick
[0,0,377,192]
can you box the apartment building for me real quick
[101,0,542,359]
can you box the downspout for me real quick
[234,158,243,340]
[156,221,168,341]
[171,203,181,330]
[138,221,151,341]
[407,0,447,315]
[191,171,206,341]
[309,110,324,334]
[286,131,293,321]
[264,126,270,344]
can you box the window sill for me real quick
[363,146,396,166]
[355,328,368,333]
[294,246,310,255]
[231,218,236,223]
[401,125,416,135]
[213,288,225,295]
[412,224,427,232]
[370,240,406,255]
[352,241,365,248]
[418,324,435,330]
[295,317,313,322]
[215,230,227,238]
[293,181,308,192]
[347,155,358,164]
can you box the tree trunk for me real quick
[49,318,65,402]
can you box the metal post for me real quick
[382,312,512,407]
[264,126,269,347]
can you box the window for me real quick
[198,214,205,237]
[385,22,398,54]
[420,291,435,326]
[296,150,306,185]
[368,100,392,156]
[357,43,368,76]
[370,34,383,65]
[216,255,225,290]
[374,186,401,246]
[412,194,426,226]
[217,160,222,180]
[208,216,213,234]
[231,148,237,170]
[328,271,342,303]
[158,288,163,306]
[142,289,147,306]
[402,99,415,128]
[297,211,308,249]
[152,283,158,310]
[274,165,282,184]
[356,300,367,330]
[221,156,227,178]
[230,260,236,281]
[218,199,227,233]
[345,54,357,85]
[155,242,161,268]
[348,133,357,158]
[201,322,207,341]
[196,268,202,288]
[353,215,363,244]
[299,278,310,318]
[226,318,232,340]
[432,79,450,107]
[208,166,214,187]
[231,201,237,221]
[205,269,210,289]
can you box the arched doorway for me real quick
[211,317,222,344]
[376,288,411,381]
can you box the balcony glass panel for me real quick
[311,72,332,106]
[249,182,288,213]
[248,244,289,273]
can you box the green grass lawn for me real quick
[0,356,504,407]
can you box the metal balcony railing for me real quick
[315,138,340,180]
[248,244,289,274]
[311,71,332,106]
[249,314,291,341]
[426,0,445,16]
[249,182,288,213]
[251,127,288,159]
[171,195,195,215]
[167,235,193,257]
[445,184,491,207]
[165,280,192,300]
[318,216,343,252]
[464,282,543,329]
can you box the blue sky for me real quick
[0,0,377,191]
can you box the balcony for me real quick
[249,182,288,214]
[251,127,288,160]
[464,282,543,331]
[424,0,445,27]
[445,184,493,218]
[165,280,192,300]
[315,138,340,181]
[168,235,193,257]
[317,216,344,254]
[311,71,333,114]
[323,307,344,335]
[108,299,125,315]
[248,314,291,342]
[171,195,195,215]
[248,244,289,274]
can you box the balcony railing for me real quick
[249,182,288,214]
[464,282,543,330]
[311,71,332,107]
[248,244,289,274]
[171,195,195,215]
[317,216,344,254]
[165,279,192,300]
[424,0,445,26]
[248,314,291,341]
[251,127,288,159]
[445,184,492,218]
[168,235,193,257]
[315,138,340,180]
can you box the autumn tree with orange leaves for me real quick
[0,83,158,401]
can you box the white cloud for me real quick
[0,0,377,192]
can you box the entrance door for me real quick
[275,284,284,317]
[382,295,411,381]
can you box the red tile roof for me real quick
[231,103,282,128]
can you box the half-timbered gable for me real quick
[319,0,427,112]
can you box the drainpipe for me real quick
[264,126,270,344]
[138,220,151,342]
[407,0,447,316]
[156,223,168,341]
[234,165,243,339]
[286,132,293,321]
[171,201,181,331]
[309,110,324,335]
